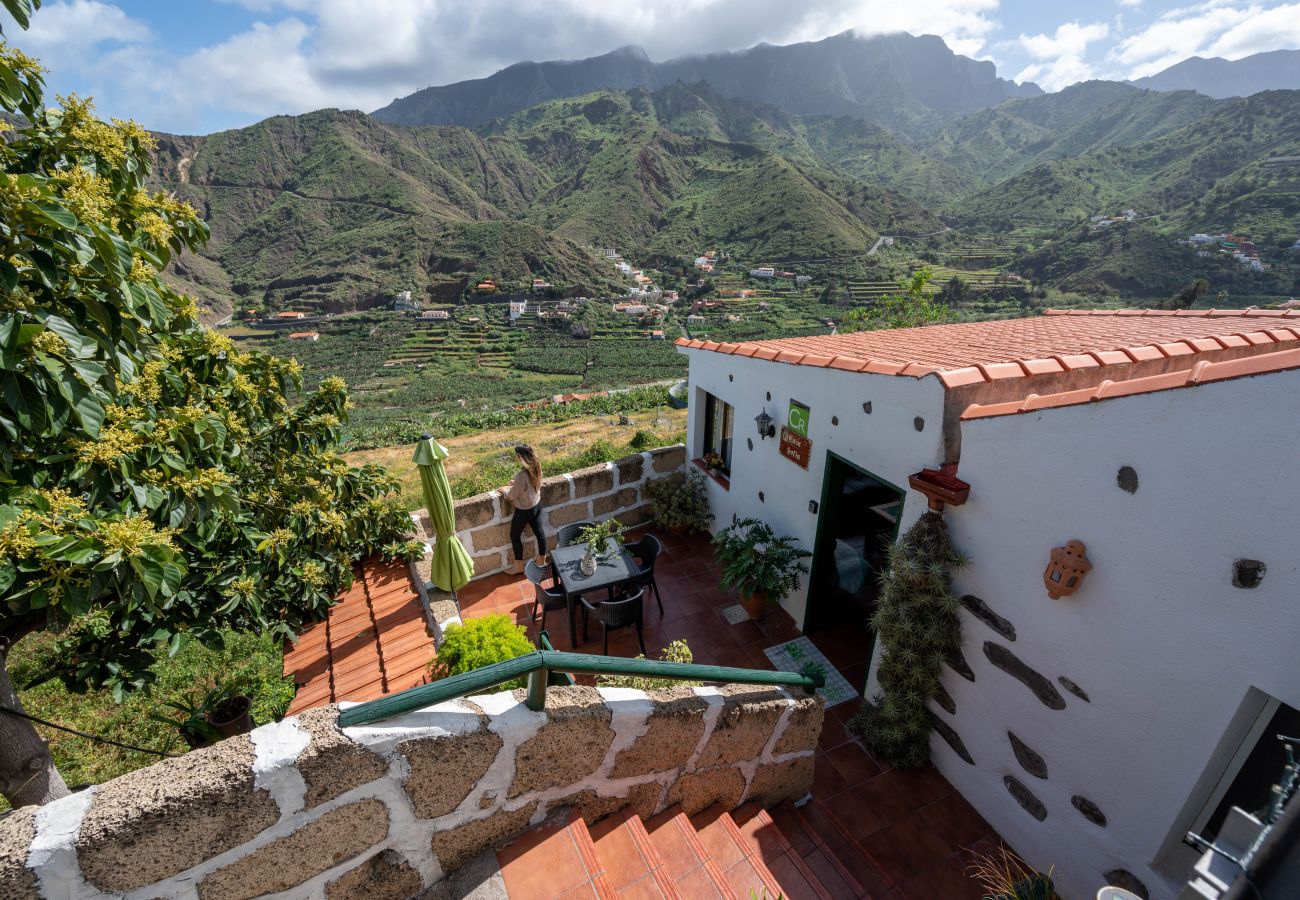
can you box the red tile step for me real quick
[589,808,680,898]
[497,809,617,900]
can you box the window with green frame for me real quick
[701,392,734,476]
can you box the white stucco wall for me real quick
[939,368,1300,900]
[680,347,947,629]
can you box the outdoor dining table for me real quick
[548,539,641,647]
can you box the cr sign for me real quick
[787,400,810,437]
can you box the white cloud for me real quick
[1109,2,1257,78]
[1014,20,1110,90]
[1206,3,1300,57]
[20,0,149,75]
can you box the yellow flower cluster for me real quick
[70,114,131,167]
[111,118,155,152]
[261,528,294,553]
[118,359,165,404]
[29,329,65,356]
[128,256,157,283]
[300,561,327,589]
[289,500,317,516]
[227,575,257,601]
[170,467,231,494]
[319,510,346,534]
[202,329,234,355]
[97,514,175,555]
[0,521,37,559]
[77,423,142,464]
[50,167,111,223]
[35,487,87,526]
[137,211,173,247]
[0,45,44,79]
[318,376,347,394]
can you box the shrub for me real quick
[646,469,711,533]
[596,640,698,690]
[712,518,810,604]
[430,615,535,688]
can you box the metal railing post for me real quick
[525,666,548,711]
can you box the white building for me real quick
[676,309,1300,900]
[750,267,776,278]
[617,262,633,275]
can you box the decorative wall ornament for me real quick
[908,463,971,512]
[1044,540,1091,599]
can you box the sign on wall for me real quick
[787,400,810,437]
[779,426,811,469]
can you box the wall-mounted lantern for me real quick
[754,408,775,440]
[1044,541,1091,599]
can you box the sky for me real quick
[5,0,1300,134]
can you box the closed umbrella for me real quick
[413,433,474,593]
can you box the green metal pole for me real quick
[525,667,548,712]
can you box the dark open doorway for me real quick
[804,453,905,640]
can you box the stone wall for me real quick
[413,444,687,584]
[0,683,820,900]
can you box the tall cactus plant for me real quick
[850,510,964,767]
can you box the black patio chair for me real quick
[580,586,646,656]
[556,521,595,548]
[524,559,567,634]
[625,534,664,616]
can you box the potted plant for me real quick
[577,518,624,575]
[712,518,811,620]
[646,470,712,535]
[149,684,254,750]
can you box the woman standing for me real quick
[506,444,547,574]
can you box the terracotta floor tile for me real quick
[768,803,818,857]
[917,792,993,851]
[793,798,852,851]
[590,819,650,890]
[824,742,882,787]
[801,846,857,898]
[825,840,894,898]
[853,774,915,829]
[722,857,773,898]
[883,765,952,810]
[817,714,852,751]
[617,872,667,899]
[824,788,885,842]
[675,863,727,899]
[499,823,591,900]
[764,851,824,900]
[874,813,954,884]
[556,880,599,899]
[894,856,985,900]
[732,807,788,862]
[812,752,851,798]
[690,810,745,871]
[646,817,704,880]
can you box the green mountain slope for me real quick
[151,89,941,315]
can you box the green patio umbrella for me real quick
[413,433,474,593]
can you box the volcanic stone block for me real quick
[1103,868,1149,899]
[984,642,1066,710]
[430,802,538,874]
[615,454,645,485]
[295,707,389,809]
[1008,732,1048,780]
[455,494,497,530]
[933,682,956,715]
[198,799,389,900]
[696,685,789,769]
[745,756,815,807]
[612,688,709,777]
[549,781,661,824]
[547,501,592,527]
[1003,775,1047,821]
[650,445,687,473]
[772,695,825,756]
[471,550,505,577]
[618,502,655,528]
[77,735,280,893]
[401,726,504,819]
[1072,795,1107,827]
[929,712,973,765]
[571,464,615,498]
[470,523,513,554]
[541,477,572,507]
[509,687,614,798]
[1058,676,1091,703]
[326,850,423,900]
[0,807,39,898]
[593,487,639,517]
[665,766,747,816]
[945,647,976,682]
[960,595,1016,641]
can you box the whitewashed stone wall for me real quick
[0,683,821,900]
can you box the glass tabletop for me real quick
[550,540,640,594]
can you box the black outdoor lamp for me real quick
[755,408,775,440]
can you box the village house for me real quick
[750,266,776,278]
[531,277,550,290]
[393,290,420,312]
[275,311,307,320]
[286,331,319,342]
[675,309,1300,900]
[686,313,706,326]
[662,289,679,301]
[419,308,450,320]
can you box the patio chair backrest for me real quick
[580,586,644,628]
[628,534,662,569]
[524,559,546,586]
[556,521,595,548]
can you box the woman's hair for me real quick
[515,444,541,489]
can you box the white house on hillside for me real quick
[676,309,1300,900]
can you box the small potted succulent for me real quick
[577,518,624,575]
[646,469,712,535]
[712,517,811,620]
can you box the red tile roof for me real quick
[284,557,433,715]
[962,346,1300,419]
[675,309,1300,390]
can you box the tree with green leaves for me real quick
[842,268,953,332]
[0,1,413,808]
[1160,276,1209,310]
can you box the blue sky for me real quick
[6,0,1300,134]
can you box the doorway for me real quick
[805,453,905,638]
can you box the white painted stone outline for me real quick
[18,678,818,900]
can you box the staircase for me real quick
[495,801,869,899]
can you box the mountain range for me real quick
[153,35,1300,319]
[1132,49,1300,98]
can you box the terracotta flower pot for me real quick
[743,590,770,621]
[666,522,688,536]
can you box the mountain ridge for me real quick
[1133,49,1300,98]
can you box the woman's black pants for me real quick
[510,504,546,560]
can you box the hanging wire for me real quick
[0,705,178,758]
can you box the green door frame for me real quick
[804,451,907,635]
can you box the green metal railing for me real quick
[337,647,825,728]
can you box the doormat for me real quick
[721,604,749,625]
[763,636,859,710]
